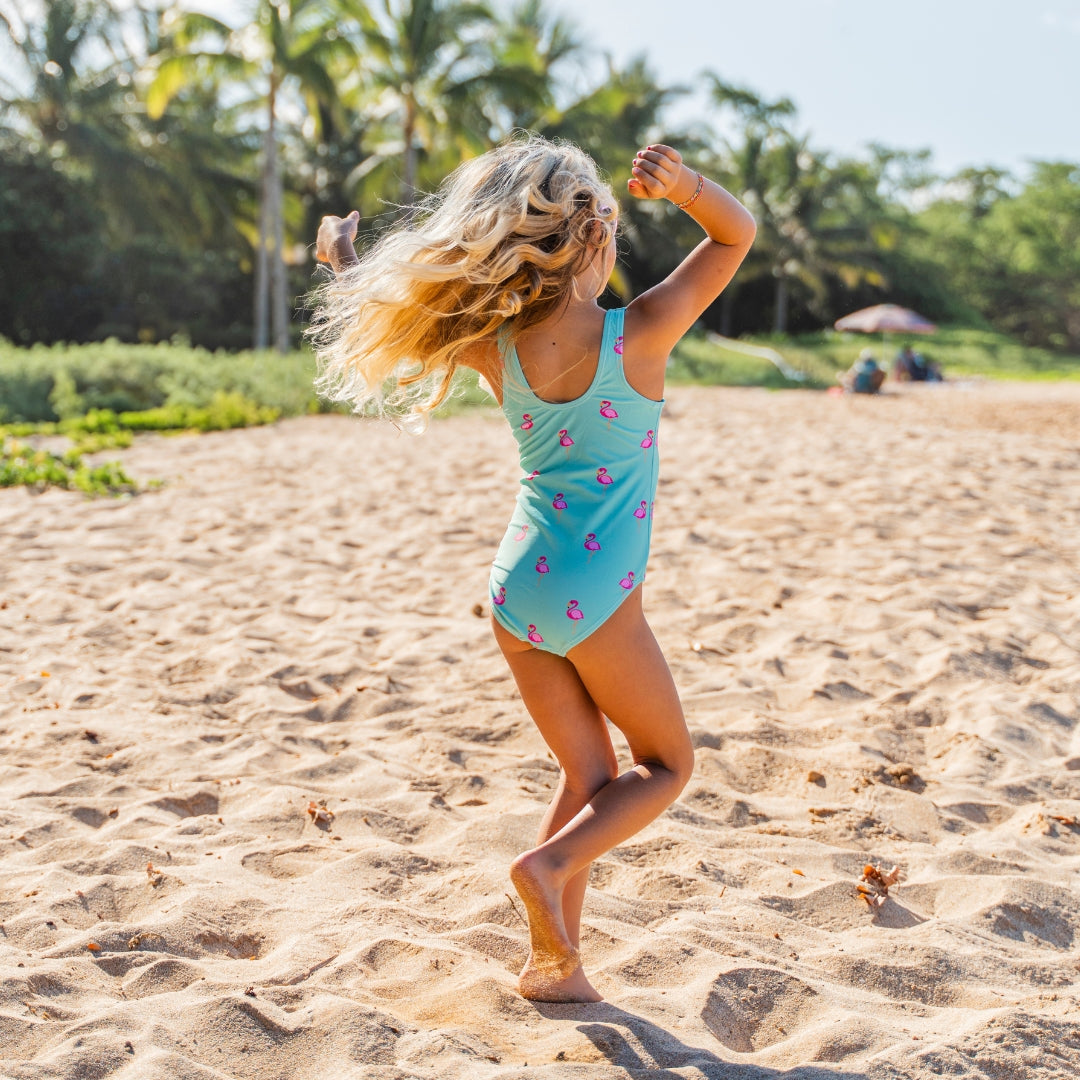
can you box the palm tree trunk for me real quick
[773,273,789,335]
[402,93,417,206]
[253,119,272,350]
[270,130,289,351]
[255,75,289,352]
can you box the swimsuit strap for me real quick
[591,306,626,396]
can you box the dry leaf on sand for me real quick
[856,863,901,907]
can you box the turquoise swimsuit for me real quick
[489,307,663,656]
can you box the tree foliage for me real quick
[0,0,1076,352]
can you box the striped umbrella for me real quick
[834,304,937,334]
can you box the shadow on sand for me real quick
[532,1001,871,1079]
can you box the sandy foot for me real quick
[510,851,602,1001]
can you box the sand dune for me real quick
[2,381,1079,1079]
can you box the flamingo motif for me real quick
[596,467,614,487]
[614,335,624,355]
[558,429,574,459]
[640,430,654,452]
[583,533,601,563]
[619,571,636,590]
[599,400,619,429]
[513,524,529,541]
[633,500,648,521]
[520,413,534,431]
[535,556,550,576]
[552,492,568,518]
[524,470,539,482]
[527,624,544,643]
[566,600,584,622]
[493,586,506,605]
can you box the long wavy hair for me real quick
[307,134,618,428]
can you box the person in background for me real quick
[840,348,885,394]
[893,344,942,382]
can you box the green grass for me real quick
[0,437,140,497]
[669,336,829,389]
[673,326,1080,387]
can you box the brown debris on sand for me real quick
[857,864,901,907]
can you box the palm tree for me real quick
[707,76,884,333]
[0,0,244,246]
[147,1,363,351]
[356,0,497,206]
[482,0,582,134]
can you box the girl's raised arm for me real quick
[624,145,756,362]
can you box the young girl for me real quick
[311,136,755,1003]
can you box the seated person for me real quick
[840,348,885,394]
[893,344,942,382]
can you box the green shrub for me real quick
[0,339,326,423]
[0,438,138,496]
[116,391,280,432]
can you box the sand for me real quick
[2,380,1079,1079]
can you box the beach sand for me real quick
[2,381,1079,1079]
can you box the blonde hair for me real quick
[307,134,618,428]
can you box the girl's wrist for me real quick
[666,166,701,207]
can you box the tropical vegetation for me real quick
[1,0,1077,361]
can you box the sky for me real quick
[545,0,1080,176]
[7,0,1075,178]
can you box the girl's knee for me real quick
[562,756,619,798]
[641,740,694,791]
[670,744,695,790]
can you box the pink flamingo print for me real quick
[599,400,619,429]
[524,470,539,482]
[535,556,550,576]
[513,524,529,542]
[640,430,654,458]
[493,586,506,606]
[566,600,584,622]
[596,467,614,487]
[552,492,568,518]
[619,571,635,590]
[520,413,534,430]
[614,335,624,355]
[527,624,544,644]
[558,429,574,459]
[583,532,601,563]
[633,500,648,525]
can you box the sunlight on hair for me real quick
[307,133,618,430]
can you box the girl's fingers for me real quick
[637,152,679,180]
[645,144,680,165]
[633,157,671,187]
[630,168,662,197]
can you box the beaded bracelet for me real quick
[674,172,704,211]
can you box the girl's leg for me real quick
[492,617,618,998]
[509,590,694,1000]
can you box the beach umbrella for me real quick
[834,304,937,334]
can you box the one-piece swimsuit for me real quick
[489,307,663,656]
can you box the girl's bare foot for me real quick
[519,949,603,1002]
[510,850,603,1002]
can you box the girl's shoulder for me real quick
[458,338,504,405]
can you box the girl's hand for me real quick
[315,210,360,265]
[627,145,694,202]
